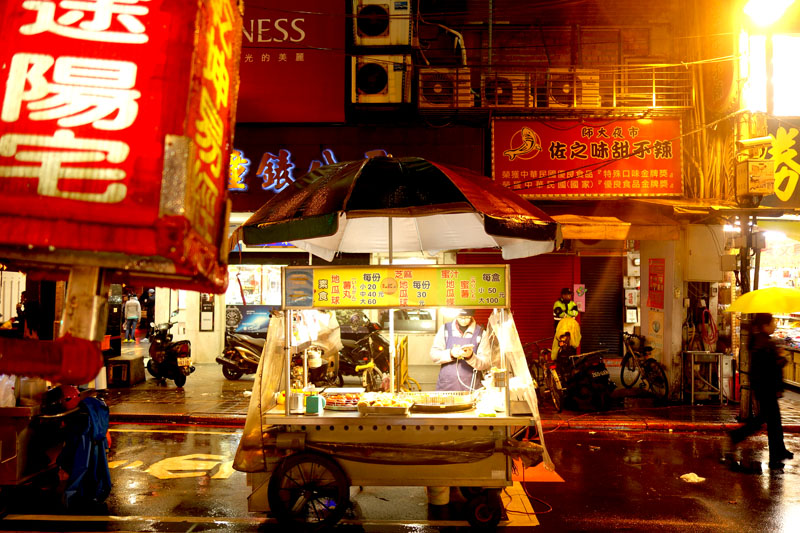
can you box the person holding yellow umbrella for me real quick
[725,287,796,469]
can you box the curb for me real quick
[110,412,247,427]
[108,412,800,434]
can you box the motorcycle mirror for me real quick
[170,310,179,317]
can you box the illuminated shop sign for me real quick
[237,0,343,123]
[0,0,243,292]
[228,147,389,193]
[492,118,683,199]
[761,124,800,208]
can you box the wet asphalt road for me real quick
[1,424,798,531]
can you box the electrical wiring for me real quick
[701,308,719,346]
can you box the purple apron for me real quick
[435,322,484,391]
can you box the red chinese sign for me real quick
[647,258,665,310]
[492,118,683,198]
[236,0,344,123]
[0,0,242,293]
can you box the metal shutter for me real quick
[579,256,624,355]
[456,252,578,347]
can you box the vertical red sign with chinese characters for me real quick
[0,0,242,293]
[236,0,344,123]
[647,258,665,310]
[492,118,683,198]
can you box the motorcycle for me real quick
[147,312,194,387]
[336,312,390,391]
[550,332,615,411]
[216,328,264,380]
[290,344,339,389]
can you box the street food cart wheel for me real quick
[467,488,503,529]
[267,451,350,527]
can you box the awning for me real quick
[756,219,800,241]
[551,213,679,240]
[540,200,682,241]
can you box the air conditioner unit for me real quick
[481,73,528,108]
[418,68,473,109]
[547,68,600,108]
[351,55,411,104]
[353,0,411,46]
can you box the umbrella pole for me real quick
[388,216,395,393]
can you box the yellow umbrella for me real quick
[724,286,800,314]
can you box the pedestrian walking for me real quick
[729,313,794,469]
[122,294,141,343]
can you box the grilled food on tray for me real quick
[358,392,413,409]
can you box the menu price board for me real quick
[283,265,509,309]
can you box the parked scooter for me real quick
[216,328,264,380]
[550,327,615,411]
[147,311,194,387]
[336,312,390,391]
[290,344,339,389]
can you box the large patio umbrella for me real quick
[724,287,800,315]
[233,156,559,261]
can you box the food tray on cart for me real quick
[401,391,477,413]
[323,393,361,411]
[356,392,412,416]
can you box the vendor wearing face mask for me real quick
[429,309,491,391]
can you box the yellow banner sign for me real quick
[283,265,509,309]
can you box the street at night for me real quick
[4,0,800,531]
[0,423,798,531]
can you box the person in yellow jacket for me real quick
[553,287,578,331]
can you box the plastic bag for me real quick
[0,374,17,407]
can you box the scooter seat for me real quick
[229,333,266,350]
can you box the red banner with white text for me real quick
[492,118,683,199]
[0,0,242,292]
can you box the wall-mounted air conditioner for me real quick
[480,73,528,107]
[351,55,411,104]
[547,68,600,108]
[353,0,411,46]
[418,68,473,109]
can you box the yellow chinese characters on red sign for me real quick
[283,265,509,309]
[186,0,241,244]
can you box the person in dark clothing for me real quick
[15,291,40,339]
[139,289,155,340]
[729,313,793,469]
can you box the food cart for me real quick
[234,264,552,528]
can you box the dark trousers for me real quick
[730,388,786,462]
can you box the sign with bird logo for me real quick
[492,118,682,199]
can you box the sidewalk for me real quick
[103,340,800,433]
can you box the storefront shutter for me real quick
[579,256,624,355]
[456,252,578,348]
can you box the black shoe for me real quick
[780,450,794,460]
[768,461,786,470]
